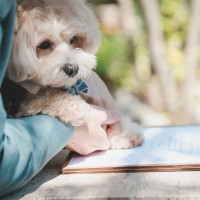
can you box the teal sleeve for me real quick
[0,0,74,197]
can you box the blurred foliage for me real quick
[89,0,190,94]
[96,32,138,92]
[160,0,189,81]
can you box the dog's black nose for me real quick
[63,63,79,78]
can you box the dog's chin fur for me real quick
[6,0,100,89]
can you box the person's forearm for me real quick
[0,97,74,197]
[0,0,75,197]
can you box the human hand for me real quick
[66,105,122,155]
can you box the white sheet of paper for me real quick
[67,126,200,169]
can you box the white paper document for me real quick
[64,126,200,171]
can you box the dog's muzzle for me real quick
[63,63,79,78]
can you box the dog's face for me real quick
[7,0,100,89]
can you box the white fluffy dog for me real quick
[5,0,143,149]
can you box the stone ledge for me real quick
[3,150,200,200]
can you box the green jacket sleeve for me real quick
[0,0,74,197]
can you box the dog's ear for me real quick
[81,18,101,55]
[81,3,101,54]
[84,30,101,55]
[8,4,37,84]
[15,5,27,34]
[6,58,32,83]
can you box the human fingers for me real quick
[70,129,110,155]
[101,109,122,125]
[90,105,122,125]
[98,137,110,150]
[91,127,111,151]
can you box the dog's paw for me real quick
[109,131,144,149]
[109,116,144,149]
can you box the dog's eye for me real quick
[70,36,77,45]
[38,41,51,49]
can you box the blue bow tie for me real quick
[65,79,88,95]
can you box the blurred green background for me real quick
[87,0,200,126]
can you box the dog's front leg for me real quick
[17,87,91,126]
